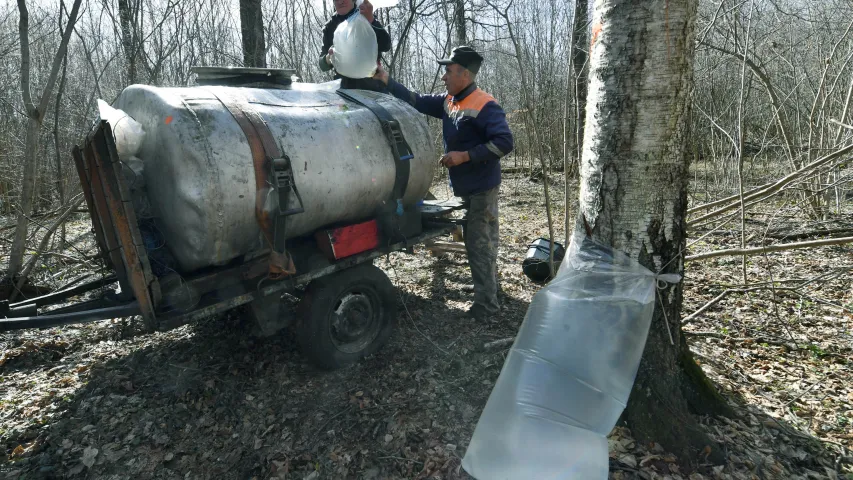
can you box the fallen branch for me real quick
[686,331,794,346]
[685,236,853,262]
[426,241,467,256]
[687,144,853,224]
[764,227,853,240]
[682,286,797,324]
[686,331,852,355]
[829,118,853,131]
[11,195,84,302]
[482,337,515,350]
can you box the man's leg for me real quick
[463,187,500,315]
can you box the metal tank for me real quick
[113,81,436,273]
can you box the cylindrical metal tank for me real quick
[112,82,436,273]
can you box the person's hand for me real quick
[439,151,469,168]
[326,46,335,65]
[359,0,375,23]
[373,64,389,85]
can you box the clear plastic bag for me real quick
[331,11,378,79]
[462,233,679,479]
[97,99,146,161]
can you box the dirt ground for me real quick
[1,172,852,479]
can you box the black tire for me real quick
[296,263,396,370]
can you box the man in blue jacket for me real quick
[373,46,514,320]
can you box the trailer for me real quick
[0,72,466,370]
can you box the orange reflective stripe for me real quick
[457,89,495,112]
[444,89,496,120]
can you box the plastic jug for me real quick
[331,10,378,79]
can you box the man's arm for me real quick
[466,101,514,164]
[374,67,445,119]
[387,79,445,119]
[318,22,335,72]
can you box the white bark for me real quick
[578,0,694,266]
[575,0,725,465]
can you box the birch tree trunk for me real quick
[577,0,729,467]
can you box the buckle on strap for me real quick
[382,120,414,162]
[271,155,305,254]
[336,89,412,202]
[271,156,304,216]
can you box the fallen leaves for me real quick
[1,178,852,479]
[81,446,98,468]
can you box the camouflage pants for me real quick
[462,186,500,314]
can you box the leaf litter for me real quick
[0,173,850,479]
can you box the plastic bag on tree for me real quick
[96,99,146,161]
[331,10,378,79]
[461,232,681,479]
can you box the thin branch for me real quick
[687,144,853,225]
[17,0,34,116]
[482,337,514,350]
[682,285,797,324]
[11,195,84,302]
[686,236,853,262]
[829,118,853,131]
[35,0,83,121]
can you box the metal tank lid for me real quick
[190,66,297,88]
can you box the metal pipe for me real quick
[8,275,118,309]
[0,302,140,332]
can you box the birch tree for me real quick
[576,0,730,466]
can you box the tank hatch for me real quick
[190,66,297,88]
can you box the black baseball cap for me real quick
[438,46,484,74]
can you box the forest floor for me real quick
[0,171,852,480]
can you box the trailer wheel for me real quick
[296,264,396,370]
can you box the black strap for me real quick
[336,89,412,207]
[271,156,305,254]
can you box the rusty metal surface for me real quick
[72,146,110,265]
[80,140,132,295]
[156,224,455,331]
[204,88,291,276]
[81,122,160,330]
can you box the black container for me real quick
[522,238,566,283]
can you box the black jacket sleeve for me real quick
[371,19,392,53]
[318,19,337,71]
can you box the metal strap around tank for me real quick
[204,88,301,278]
[336,89,412,211]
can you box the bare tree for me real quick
[240,0,266,68]
[4,0,83,291]
[575,0,730,467]
[570,0,588,165]
[453,0,466,45]
[117,0,139,83]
